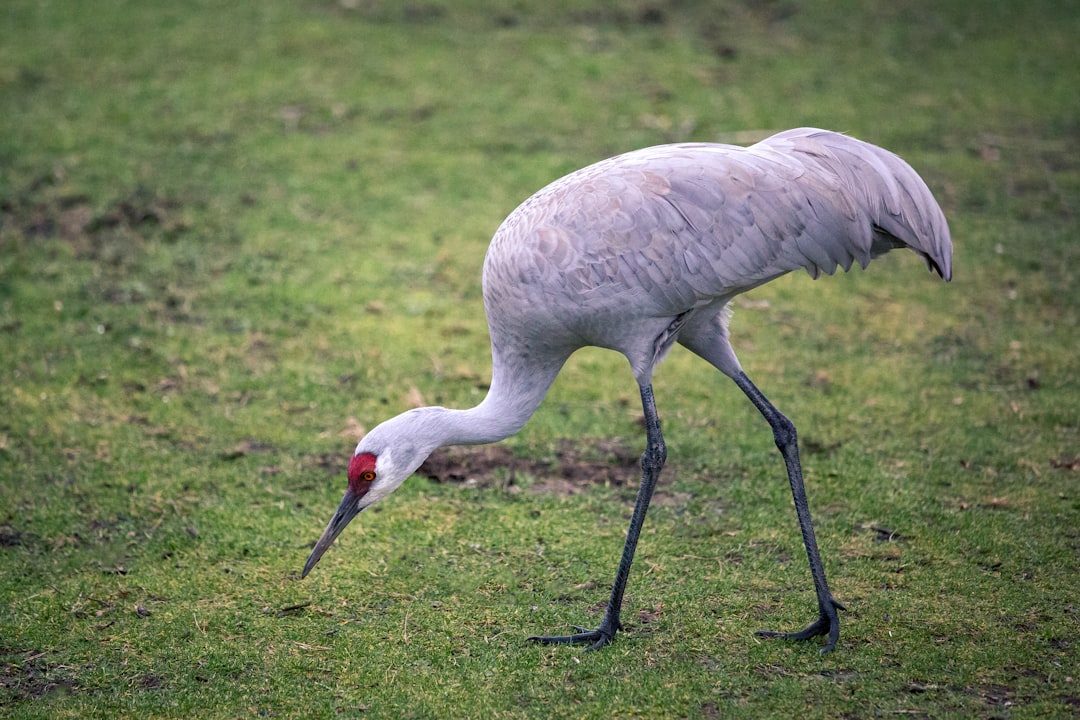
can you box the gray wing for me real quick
[484,128,951,329]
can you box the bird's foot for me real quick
[528,617,622,652]
[756,596,846,654]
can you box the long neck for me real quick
[366,344,571,485]
[430,348,567,447]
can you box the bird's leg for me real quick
[529,383,666,651]
[733,371,845,654]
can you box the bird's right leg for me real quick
[732,371,845,653]
[528,383,666,651]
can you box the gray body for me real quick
[480,127,949,431]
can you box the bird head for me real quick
[301,412,436,577]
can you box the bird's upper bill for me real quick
[301,487,364,577]
[302,452,379,577]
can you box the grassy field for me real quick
[2,0,1079,717]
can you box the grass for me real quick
[2,0,1079,717]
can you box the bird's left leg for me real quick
[732,371,845,654]
[528,383,666,651]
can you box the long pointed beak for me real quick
[302,488,363,578]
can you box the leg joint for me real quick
[641,440,667,473]
[770,411,797,449]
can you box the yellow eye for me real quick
[361,470,376,482]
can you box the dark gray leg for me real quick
[529,383,666,651]
[733,371,845,653]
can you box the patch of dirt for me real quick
[976,683,1016,708]
[637,603,664,624]
[0,649,81,702]
[300,452,344,476]
[1,170,188,262]
[417,439,646,496]
[219,438,277,461]
[0,524,27,547]
[1050,455,1080,471]
[860,523,908,544]
[1,169,194,316]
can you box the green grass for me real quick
[2,0,1079,717]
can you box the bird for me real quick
[301,127,952,654]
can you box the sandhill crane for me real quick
[301,128,952,654]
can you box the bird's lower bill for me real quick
[302,488,363,577]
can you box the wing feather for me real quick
[484,128,952,336]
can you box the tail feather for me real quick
[765,128,953,281]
